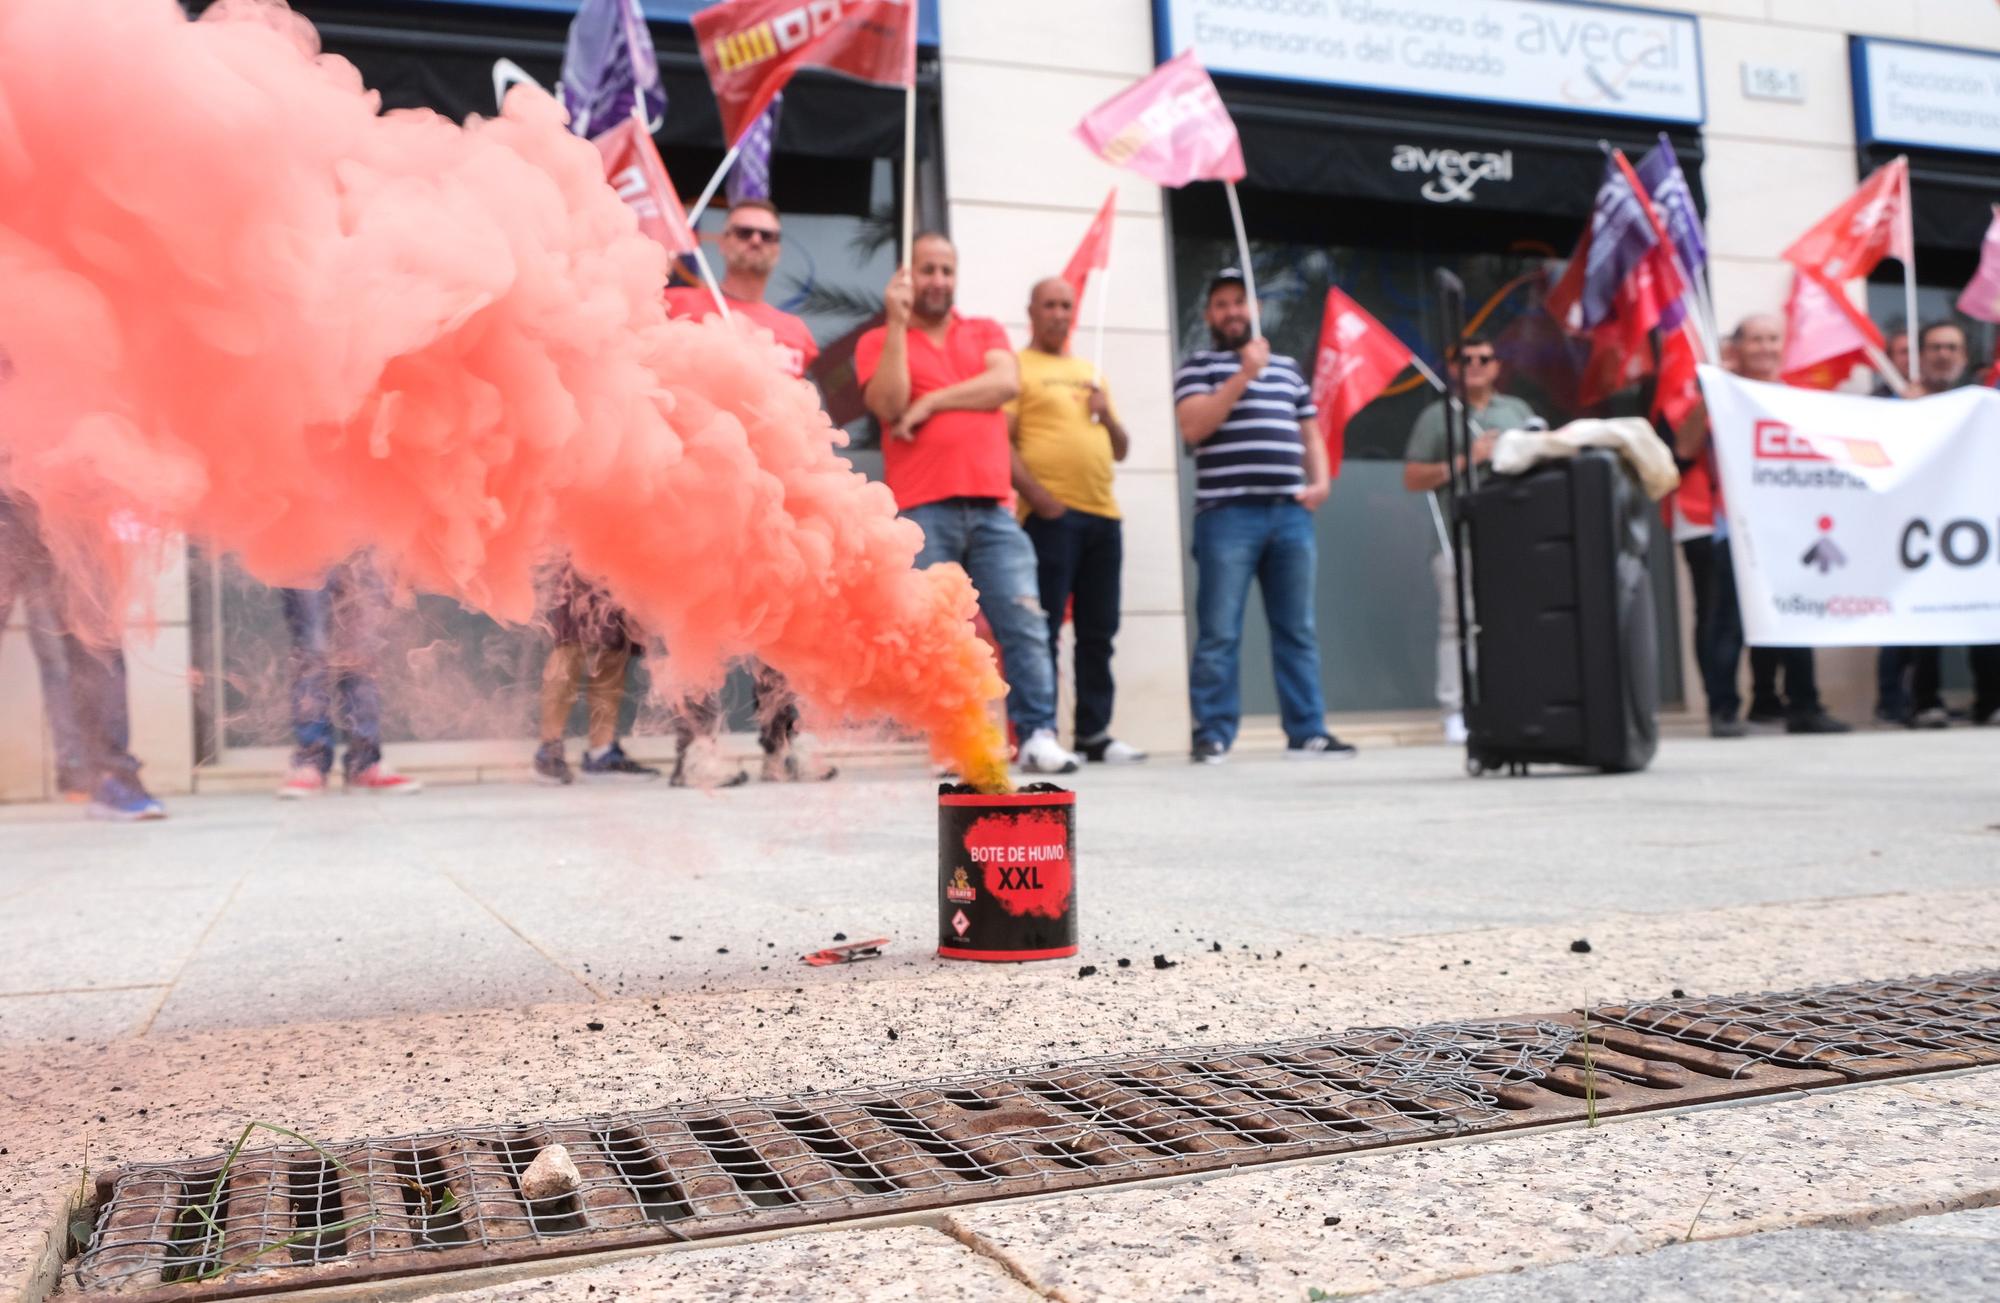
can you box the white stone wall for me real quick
[0,545,194,801]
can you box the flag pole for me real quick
[1224,180,1260,338]
[1897,156,1920,386]
[645,104,732,324]
[684,140,744,233]
[900,20,919,268]
[1091,204,1116,384]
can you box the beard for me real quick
[915,287,954,319]
[1209,321,1252,351]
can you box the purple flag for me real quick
[1635,134,1708,283]
[558,0,666,140]
[1579,157,1662,331]
[726,94,782,205]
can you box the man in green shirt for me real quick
[1402,334,1539,743]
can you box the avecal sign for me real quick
[1157,0,1703,124]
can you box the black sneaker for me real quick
[532,742,574,786]
[1785,711,1853,735]
[1708,718,1748,739]
[1745,707,1786,728]
[1288,734,1358,759]
[1191,738,1228,765]
[670,737,749,788]
[581,741,661,780]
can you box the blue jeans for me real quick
[0,493,139,792]
[1190,500,1327,748]
[1700,538,1750,723]
[1021,509,1123,745]
[282,558,387,776]
[904,498,1057,735]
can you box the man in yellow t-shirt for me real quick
[1005,277,1146,763]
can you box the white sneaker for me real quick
[1083,738,1148,764]
[1017,728,1081,774]
[1443,712,1469,745]
[671,736,749,788]
[761,737,838,782]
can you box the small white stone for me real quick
[519,1144,581,1201]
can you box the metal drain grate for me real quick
[1594,969,2000,1079]
[68,970,1994,1300]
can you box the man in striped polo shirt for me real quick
[1174,269,1353,764]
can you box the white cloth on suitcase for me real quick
[1489,417,1680,502]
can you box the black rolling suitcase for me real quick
[1434,271,1659,776]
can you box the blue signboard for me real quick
[1154,0,1704,126]
[1853,37,2000,159]
[407,0,939,44]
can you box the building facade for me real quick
[4,0,1998,798]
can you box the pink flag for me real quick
[592,117,697,255]
[1957,207,2000,324]
[1075,51,1243,189]
[1781,271,1883,390]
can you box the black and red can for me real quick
[937,785,1076,962]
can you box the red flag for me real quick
[1653,321,1702,429]
[1309,287,1415,479]
[1578,313,1655,408]
[1075,51,1244,188]
[592,117,697,255]
[1780,271,1884,390]
[1544,223,1591,330]
[693,0,915,148]
[1060,188,1117,347]
[1782,157,1914,285]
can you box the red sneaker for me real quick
[277,765,326,800]
[346,764,423,795]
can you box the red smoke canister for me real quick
[937,785,1076,962]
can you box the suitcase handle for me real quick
[1432,269,1478,728]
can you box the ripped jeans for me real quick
[904,497,1057,735]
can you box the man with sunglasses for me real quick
[665,199,819,380]
[661,198,836,783]
[1402,334,1538,744]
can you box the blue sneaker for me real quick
[580,741,660,781]
[87,774,166,821]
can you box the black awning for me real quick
[286,2,934,161]
[1863,145,2000,252]
[1221,83,1705,219]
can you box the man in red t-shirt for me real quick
[663,198,819,380]
[660,198,835,784]
[855,233,1077,774]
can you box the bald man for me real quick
[1675,314,1851,737]
[1006,277,1144,763]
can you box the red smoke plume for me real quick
[0,0,1008,787]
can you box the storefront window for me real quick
[189,8,932,759]
[1169,187,1680,715]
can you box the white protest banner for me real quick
[1158,0,1704,125]
[1699,365,2000,647]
